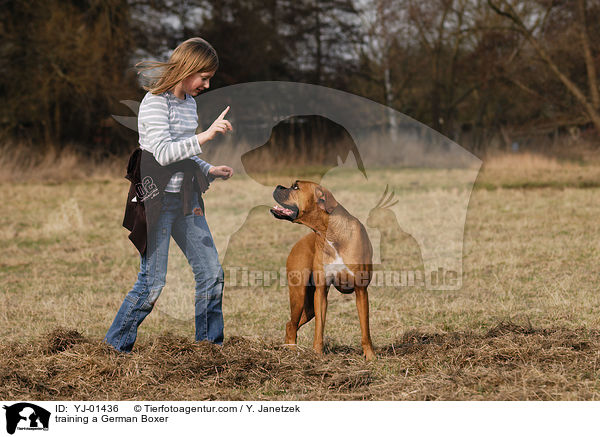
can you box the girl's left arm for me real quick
[190,156,216,182]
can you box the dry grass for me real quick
[1,322,599,400]
[1,146,600,400]
[477,151,600,189]
[0,142,123,184]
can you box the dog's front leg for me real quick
[312,269,328,356]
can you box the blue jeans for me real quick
[104,192,224,352]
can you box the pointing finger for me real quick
[217,106,230,120]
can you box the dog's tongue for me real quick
[272,205,293,215]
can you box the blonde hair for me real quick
[137,37,218,95]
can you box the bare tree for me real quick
[358,0,410,141]
[488,0,600,134]
[1,0,136,149]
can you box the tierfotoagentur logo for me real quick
[3,403,50,434]
[224,266,458,289]
[113,81,481,321]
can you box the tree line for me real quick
[1,0,599,154]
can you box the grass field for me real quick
[1,151,600,400]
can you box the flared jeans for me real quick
[104,192,224,352]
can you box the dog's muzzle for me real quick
[270,185,299,221]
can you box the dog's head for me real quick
[270,180,338,224]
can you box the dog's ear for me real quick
[315,185,338,214]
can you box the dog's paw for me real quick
[364,350,376,361]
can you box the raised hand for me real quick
[197,106,233,144]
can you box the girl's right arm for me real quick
[196,106,232,144]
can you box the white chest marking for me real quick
[323,239,353,285]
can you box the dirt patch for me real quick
[1,323,599,400]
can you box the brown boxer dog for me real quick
[270,180,376,360]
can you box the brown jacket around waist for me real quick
[122,148,210,255]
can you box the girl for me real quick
[104,37,233,352]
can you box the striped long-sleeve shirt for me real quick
[138,90,214,192]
